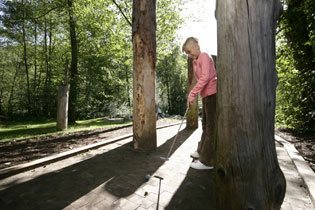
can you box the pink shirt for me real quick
[188,52,217,102]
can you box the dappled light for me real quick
[0,124,195,209]
[0,0,314,209]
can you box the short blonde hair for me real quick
[182,37,199,52]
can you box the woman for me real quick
[182,37,217,170]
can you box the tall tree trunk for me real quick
[186,57,198,129]
[33,21,39,116]
[48,19,53,116]
[33,22,37,93]
[215,1,285,209]
[124,59,131,107]
[67,0,78,124]
[43,11,51,117]
[132,0,157,151]
[166,77,170,114]
[0,89,2,115]
[0,69,4,115]
[8,58,20,115]
[22,0,31,114]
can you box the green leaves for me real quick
[276,0,315,131]
[0,0,185,119]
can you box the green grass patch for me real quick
[0,117,132,143]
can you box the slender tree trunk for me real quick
[43,12,50,116]
[0,89,2,115]
[33,22,37,93]
[125,65,131,108]
[67,0,78,124]
[0,69,4,115]
[8,59,20,115]
[166,76,171,114]
[132,0,157,151]
[22,0,31,114]
[33,22,39,116]
[48,19,53,116]
[215,0,285,209]
[186,57,198,129]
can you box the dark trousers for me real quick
[197,94,216,166]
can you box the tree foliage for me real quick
[276,0,315,131]
[157,46,187,115]
[0,0,185,120]
[156,0,187,115]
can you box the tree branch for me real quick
[32,5,65,20]
[111,0,132,27]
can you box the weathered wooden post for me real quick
[132,0,157,150]
[57,85,69,131]
[215,0,285,209]
[186,57,198,129]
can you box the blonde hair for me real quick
[182,37,199,52]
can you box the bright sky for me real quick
[177,0,217,55]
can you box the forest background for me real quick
[0,0,314,134]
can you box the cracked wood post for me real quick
[132,0,157,150]
[215,0,286,209]
[57,85,69,131]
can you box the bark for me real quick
[132,0,157,151]
[8,58,20,115]
[0,89,2,115]
[43,10,52,117]
[166,76,171,114]
[125,66,131,107]
[67,0,78,124]
[0,70,3,114]
[57,85,70,131]
[33,22,37,93]
[22,0,31,114]
[215,0,285,209]
[32,22,39,116]
[186,57,198,129]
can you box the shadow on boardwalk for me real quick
[0,128,195,210]
[2,123,313,210]
[166,169,216,210]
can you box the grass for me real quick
[0,117,132,143]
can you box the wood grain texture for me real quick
[186,57,198,129]
[215,0,285,209]
[132,0,157,151]
[56,85,69,131]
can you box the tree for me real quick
[156,47,187,115]
[0,0,33,115]
[0,0,63,117]
[132,0,157,150]
[0,0,184,120]
[155,0,185,115]
[67,0,78,124]
[276,0,315,131]
[215,0,286,209]
[21,0,31,114]
[186,57,198,129]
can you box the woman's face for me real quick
[184,42,200,59]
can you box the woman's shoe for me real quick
[190,160,213,170]
[190,151,200,159]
